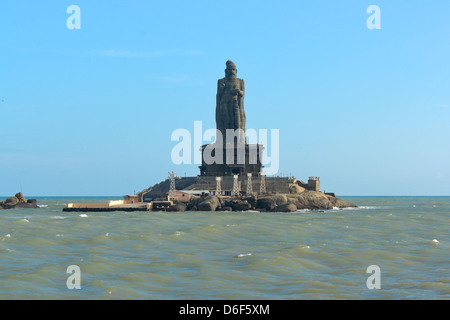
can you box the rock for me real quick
[326,195,357,208]
[256,197,277,211]
[179,190,356,212]
[272,203,298,212]
[256,194,291,210]
[0,194,39,210]
[272,194,288,206]
[167,202,187,212]
[230,199,251,211]
[15,192,27,203]
[243,197,257,209]
[197,195,220,211]
[5,197,19,205]
[290,184,306,195]
[295,191,333,210]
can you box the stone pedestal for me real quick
[199,143,264,176]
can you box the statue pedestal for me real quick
[199,143,264,176]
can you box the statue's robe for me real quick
[216,77,246,143]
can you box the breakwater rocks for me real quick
[168,190,356,212]
[0,192,39,210]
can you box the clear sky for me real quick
[1,0,449,196]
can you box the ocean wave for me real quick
[333,206,381,211]
[50,216,67,220]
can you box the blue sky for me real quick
[1,0,449,196]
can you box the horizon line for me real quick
[1,195,450,198]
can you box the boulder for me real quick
[256,197,277,211]
[15,192,27,203]
[272,203,298,212]
[230,199,251,211]
[272,194,288,206]
[219,206,233,211]
[5,197,19,205]
[243,196,257,209]
[167,202,187,212]
[196,195,220,211]
[295,191,333,210]
[290,184,306,195]
[0,194,39,210]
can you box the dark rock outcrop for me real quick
[196,195,220,211]
[272,203,298,212]
[229,199,252,211]
[0,193,39,210]
[167,202,187,212]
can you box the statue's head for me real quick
[225,60,237,79]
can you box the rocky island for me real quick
[0,192,39,210]
[136,60,357,212]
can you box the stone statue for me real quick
[216,60,246,143]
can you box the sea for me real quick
[0,196,448,300]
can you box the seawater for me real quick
[0,196,448,299]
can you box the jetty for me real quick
[63,195,172,212]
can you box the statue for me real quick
[199,60,264,176]
[216,60,246,143]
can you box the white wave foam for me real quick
[37,205,48,208]
[335,206,381,211]
[236,253,252,258]
[79,214,88,218]
[432,239,440,244]
[19,218,30,223]
[51,216,66,220]
[296,209,312,213]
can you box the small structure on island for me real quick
[246,173,253,196]
[64,195,152,212]
[260,172,266,195]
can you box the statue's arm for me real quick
[216,79,225,127]
[217,79,225,96]
[216,80,224,108]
